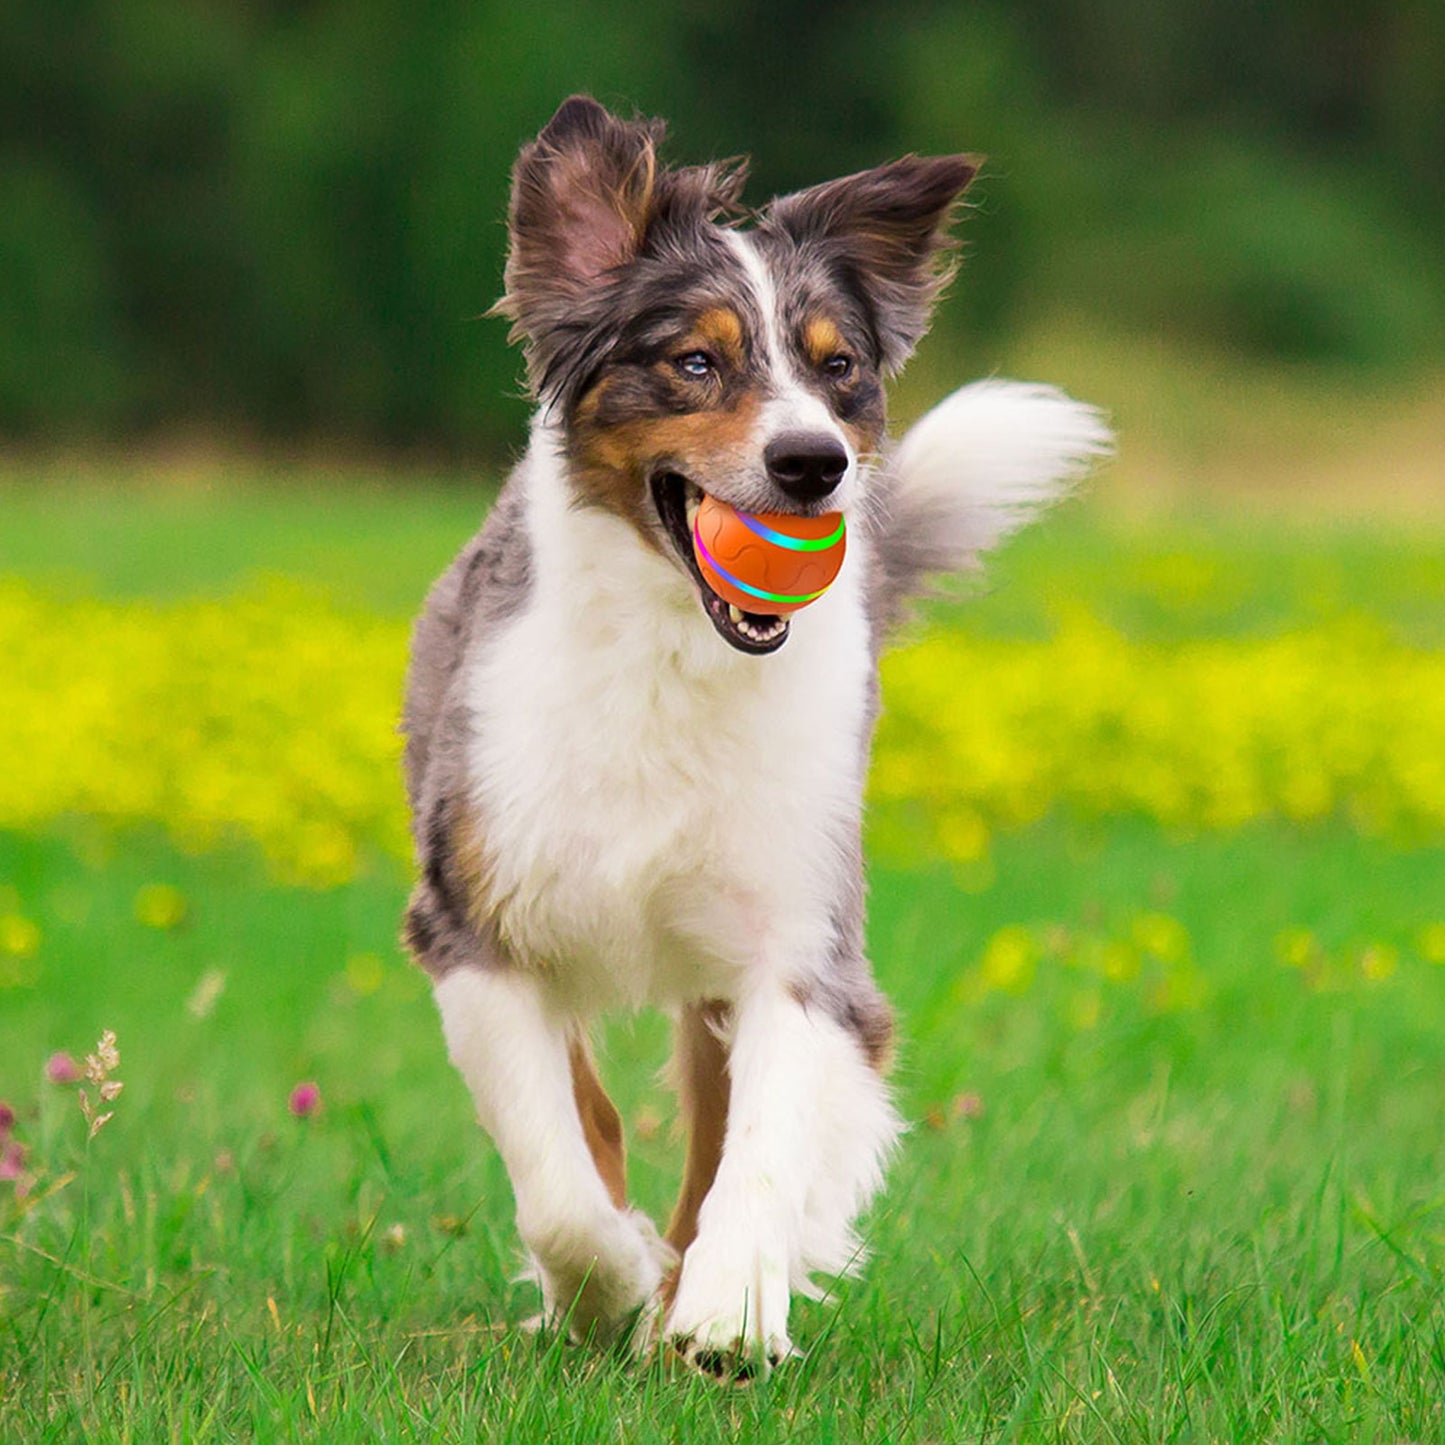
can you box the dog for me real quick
[401,95,1110,1374]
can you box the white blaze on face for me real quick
[726,231,856,506]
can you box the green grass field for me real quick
[2,476,1443,1442]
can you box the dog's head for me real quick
[494,96,979,654]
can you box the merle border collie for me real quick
[402,95,1110,1376]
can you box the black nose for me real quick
[764,431,848,503]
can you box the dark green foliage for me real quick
[2,0,1443,449]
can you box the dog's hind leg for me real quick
[664,1000,732,1270]
[432,963,672,1342]
[569,1033,628,1210]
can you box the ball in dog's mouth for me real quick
[651,473,791,654]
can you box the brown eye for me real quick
[823,354,854,380]
[675,351,716,380]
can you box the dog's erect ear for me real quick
[494,95,748,398]
[500,96,664,319]
[766,154,982,373]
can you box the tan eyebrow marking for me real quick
[802,316,847,367]
[691,307,746,365]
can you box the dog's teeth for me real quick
[724,602,787,644]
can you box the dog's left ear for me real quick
[766,154,982,373]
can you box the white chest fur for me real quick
[465,437,872,1013]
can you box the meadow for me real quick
[1,473,1443,1442]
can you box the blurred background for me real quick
[4,0,1443,501]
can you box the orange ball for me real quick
[692,495,847,614]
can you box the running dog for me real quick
[402,95,1109,1375]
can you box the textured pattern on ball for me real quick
[692,494,847,614]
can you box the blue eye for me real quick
[676,351,715,379]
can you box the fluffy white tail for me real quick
[872,379,1112,626]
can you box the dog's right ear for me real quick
[493,97,665,360]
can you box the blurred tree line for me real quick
[3,0,1442,453]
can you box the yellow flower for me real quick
[936,807,990,864]
[345,952,385,996]
[979,926,1037,994]
[1275,929,1318,969]
[1101,940,1140,983]
[1419,923,1445,965]
[134,884,188,931]
[0,580,1441,890]
[1132,913,1190,966]
[0,915,40,958]
[1358,944,1398,983]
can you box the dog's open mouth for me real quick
[651,473,791,655]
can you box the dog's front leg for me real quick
[665,981,890,1374]
[433,964,671,1342]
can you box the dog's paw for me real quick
[663,1230,794,1379]
[532,1206,675,1343]
[667,1328,798,1382]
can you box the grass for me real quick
[2,476,1443,1441]
[2,463,1443,641]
